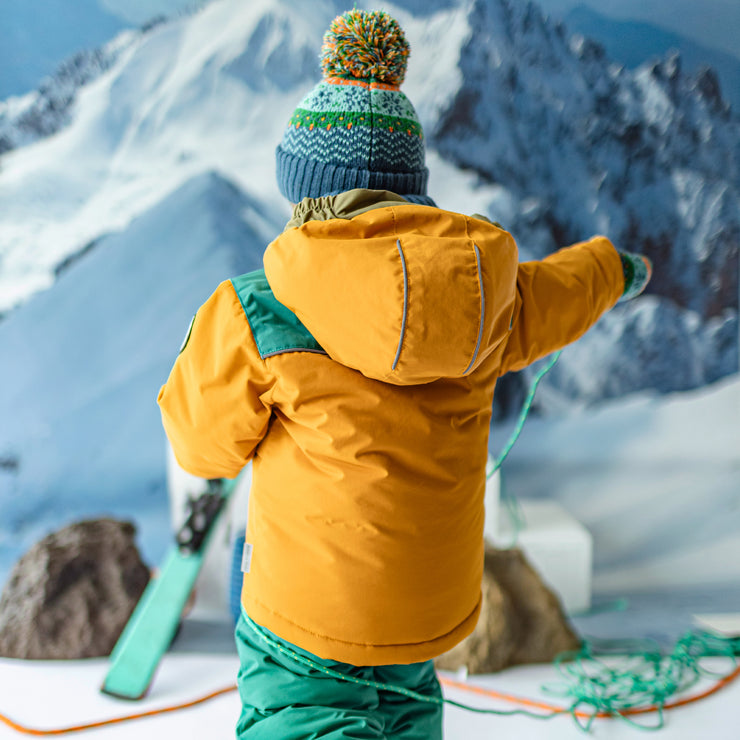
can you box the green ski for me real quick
[102,476,241,700]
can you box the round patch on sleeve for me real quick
[179,315,195,354]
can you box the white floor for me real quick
[0,651,240,739]
[0,619,737,740]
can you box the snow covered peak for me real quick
[0,170,277,567]
[0,0,737,400]
[426,0,738,400]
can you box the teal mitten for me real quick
[619,252,653,301]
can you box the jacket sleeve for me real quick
[498,236,624,376]
[157,280,274,479]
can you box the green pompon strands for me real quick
[320,10,410,85]
[287,108,423,138]
[244,614,740,732]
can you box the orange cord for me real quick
[439,662,740,720]
[0,665,738,736]
[0,686,237,736]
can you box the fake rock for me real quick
[435,546,580,674]
[0,518,150,659]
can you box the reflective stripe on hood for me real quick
[264,196,519,385]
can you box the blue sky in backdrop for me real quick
[4,0,740,99]
[536,0,740,61]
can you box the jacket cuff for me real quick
[619,252,652,301]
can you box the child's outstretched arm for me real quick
[157,281,274,479]
[499,237,651,375]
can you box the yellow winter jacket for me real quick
[158,189,624,665]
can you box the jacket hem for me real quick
[241,594,482,666]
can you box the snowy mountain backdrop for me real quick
[0,0,738,586]
[427,0,738,408]
[563,5,740,114]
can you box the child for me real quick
[157,10,651,739]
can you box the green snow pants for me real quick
[235,612,443,739]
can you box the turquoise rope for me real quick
[244,615,740,733]
[243,614,561,721]
[487,350,561,544]
[494,468,527,547]
[244,616,740,733]
[488,349,562,477]
[543,631,740,731]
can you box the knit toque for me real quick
[276,10,429,203]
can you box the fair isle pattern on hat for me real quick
[282,82,425,173]
[276,10,428,203]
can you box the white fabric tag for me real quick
[241,542,253,573]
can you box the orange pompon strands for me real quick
[320,10,410,86]
[322,76,400,91]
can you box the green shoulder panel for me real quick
[230,270,326,359]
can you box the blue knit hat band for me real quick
[276,145,429,204]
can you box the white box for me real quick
[490,498,592,614]
[483,462,501,542]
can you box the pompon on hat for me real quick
[275,9,430,204]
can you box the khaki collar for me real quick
[284,189,411,230]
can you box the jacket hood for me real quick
[263,195,519,385]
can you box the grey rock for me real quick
[0,518,150,659]
[435,546,580,674]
